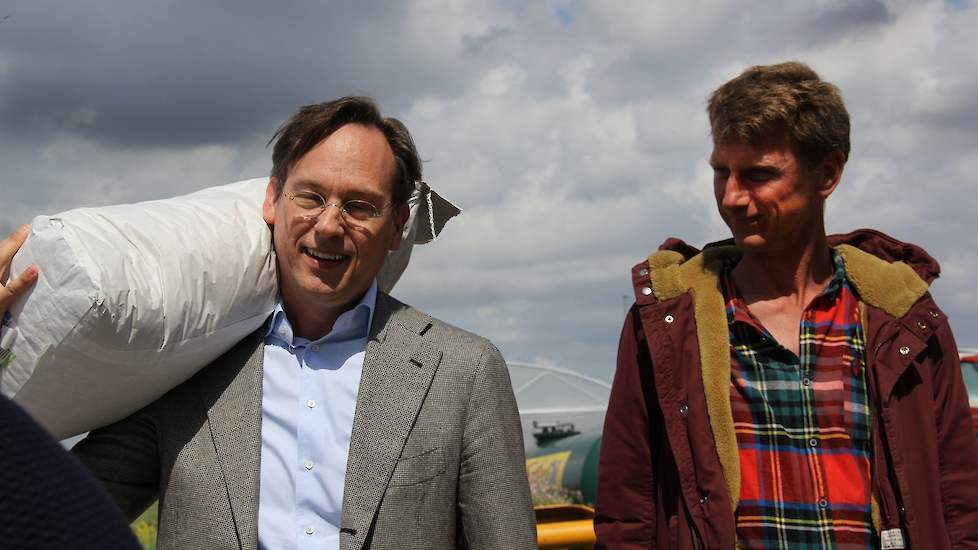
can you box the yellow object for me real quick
[535,504,596,550]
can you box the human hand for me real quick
[1,225,38,316]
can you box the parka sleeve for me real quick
[931,315,978,547]
[594,305,657,549]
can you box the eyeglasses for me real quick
[284,190,388,226]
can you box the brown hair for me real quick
[707,61,850,166]
[268,96,421,206]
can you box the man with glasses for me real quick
[594,62,978,549]
[71,96,537,550]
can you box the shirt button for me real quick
[818,497,828,508]
[809,438,818,447]
[802,377,811,387]
[306,399,317,408]
[304,460,315,470]
[305,526,315,535]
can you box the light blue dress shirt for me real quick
[257,281,376,550]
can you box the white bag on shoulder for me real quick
[0,179,277,438]
[0,178,460,439]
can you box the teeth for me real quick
[306,248,345,261]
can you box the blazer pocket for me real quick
[389,447,445,487]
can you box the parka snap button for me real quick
[930,311,940,318]
[679,402,689,417]
[899,346,910,355]
[641,287,652,296]
[639,268,649,277]
[698,493,709,505]
[664,315,675,323]
[917,321,928,330]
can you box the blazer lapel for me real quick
[340,293,443,550]
[197,331,265,550]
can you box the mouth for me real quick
[730,214,762,225]
[302,246,349,264]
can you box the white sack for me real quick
[1,179,277,438]
[0,178,460,439]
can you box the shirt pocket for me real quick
[389,447,445,487]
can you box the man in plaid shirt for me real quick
[595,62,978,549]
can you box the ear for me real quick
[816,149,846,199]
[389,203,411,251]
[262,177,279,226]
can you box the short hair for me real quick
[707,61,850,166]
[268,96,421,206]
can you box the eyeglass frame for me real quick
[283,189,392,228]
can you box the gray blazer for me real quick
[73,293,537,550]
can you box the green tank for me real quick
[525,422,601,506]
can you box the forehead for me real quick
[709,130,798,167]
[288,123,397,194]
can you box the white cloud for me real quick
[3,0,977,376]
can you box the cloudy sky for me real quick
[1,0,976,380]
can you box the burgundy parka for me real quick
[594,230,978,549]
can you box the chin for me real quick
[732,234,770,251]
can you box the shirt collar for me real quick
[264,280,379,346]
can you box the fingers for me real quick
[0,224,31,274]
[1,265,37,315]
[0,224,38,314]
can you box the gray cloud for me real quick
[2,0,977,380]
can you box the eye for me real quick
[342,200,380,221]
[743,170,777,184]
[291,191,324,210]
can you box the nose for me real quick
[717,173,749,211]
[312,203,346,237]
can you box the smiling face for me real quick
[262,123,409,336]
[710,130,842,254]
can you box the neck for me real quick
[283,301,340,341]
[732,231,833,305]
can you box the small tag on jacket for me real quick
[881,528,905,549]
